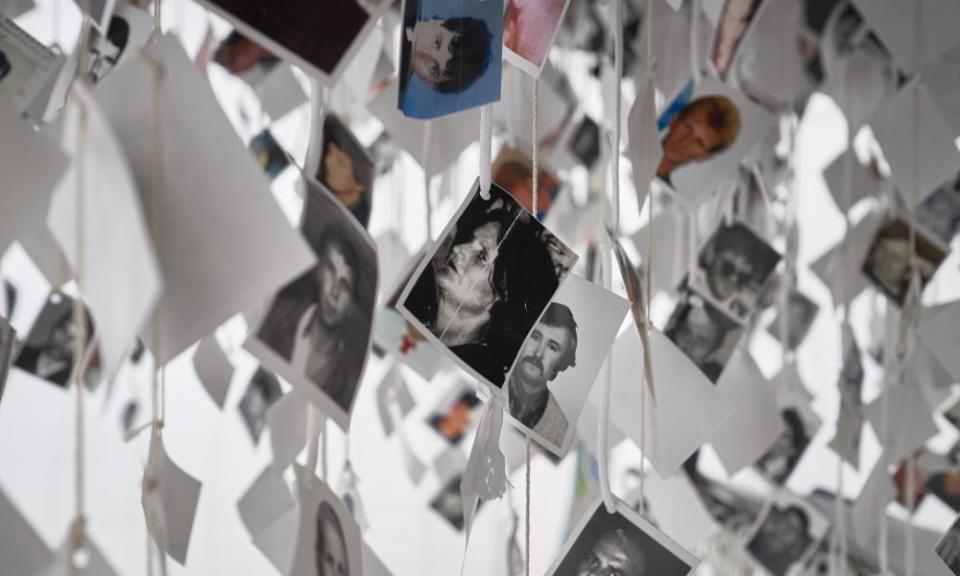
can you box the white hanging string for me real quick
[479,104,494,200]
[422,120,434,241]
[524,434,532,576]
[610,0,624,236]
[524,75,539,576]
[597,245,616,513]
[689,0,703,83]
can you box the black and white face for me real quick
[576,532,646,576]
[315,514,348,576]
[434,221,502,315]
[705,248,754,301]
[315,242,356,329]
[759,508,808,556]
[514,322,573,389]
[673,305,720,365]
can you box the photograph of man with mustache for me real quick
[507,302,578,448]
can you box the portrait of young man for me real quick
[87,13,130,83]
[398,182,575,389]
[237,367,282,444]
[550,500,696,576]
[397,0,503,118]
[249,181,377,429]
[507,302,577,449]
[746,504,817,576]
[690,221,781,321]
[663,292,742,384]
[656,94,741,185]
[314,501,350,576]
[754,407,813,485]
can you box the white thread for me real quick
[531,78,539,217]
[597,242,617,513]
[422,121,434,240]
[479,105,493,200]
[610,0,624,236]
[689,0,703,83]
[306,406,320,483]
[524,434,531,576]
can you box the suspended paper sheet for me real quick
[252,505,298,576]
[809,210,881,309]
[502,0,572,78]
[197,0,385,86]
[266,388,309,473]
[48,83,162,381]
[709,348,786,475]
[255,63,308,122]
[641,469,718,552]
[851,0,960,75]
[0,16,62,114]
[191,336,234,409]
[919,301,960,386]
[593,328,734,478]
[374,364,416,437]
[821,149,882,214]
[397,0,503,119]
[863,382,939,466]
[0,316,15,405]
[869,78,960,209]
[238,465,296,538]
[71,0,117,31]
[398,180,577,390]
[504,273,629,458]
[0,0,35,18]
[0,103,68,255]
[627,71,663,213]
[368,79,480,178]
[81,3,153,85]
[143,435,202,565]
[94,35,316,364]
[545,497,699,576]
[289,467,364,576]
[0,485,53,575]
[245,179,377,432]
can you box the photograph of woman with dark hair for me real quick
[400,183,575,388]
[317,115,375,228]
[398,0,503,119]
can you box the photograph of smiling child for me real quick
[398,0,503,119]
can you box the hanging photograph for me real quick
[249,129,291,181]
[81,2,152,85]
[506,273,628,457]
[861,216,947,307]
[753,401,821,486]
[289,472,363,576]
[914,172,960,247]
[766,289,819,350]
[0,15,62,114]
[662,291,743,384]
[212,30,280,85]
[546,498,699,575]
[237,367,283,445]
[196,0,381,84]
[935,513,960,575]
[307,114,376,229]
[0,316,14,405]
[687,221,781,322]
[398,180,577,389]
[502,0,572,77]
[744,491,828,576]
[492,146,562,220]
[426,381,482,445]
[246,180,378,431]
[655,78,776,206]
[429,474,469,531]
[397,0,504,119]
[14,291,95,388]
[710,0,770,79]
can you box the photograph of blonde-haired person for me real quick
[657,94,741,185]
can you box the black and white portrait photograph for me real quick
[311,114,375,229]
[568,115,601,169]
[247,180,378,430]
[197,0,378,84]
[429,474,468,531]
[915,172,960,246]
[663,292,743,384]
[14,291,94,388]
[398,180,577,389]
[745,495,827,576]
[766,289,819,350]
[290,473,363,576]
[506,273,629,457]
[83,3,151,84]
[426,382,481,446]
[237,367,282,445]
[688,221,782,321]
[547,498,698,576]
[754,405,819,486]
[935,513,960,575]
[0,315,15,404]
[861,216,947,306]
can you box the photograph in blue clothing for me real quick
[397,0,503,119]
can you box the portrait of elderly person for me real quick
[656,95,741,184]
[402,185,570,387]
[508,302,577,448]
